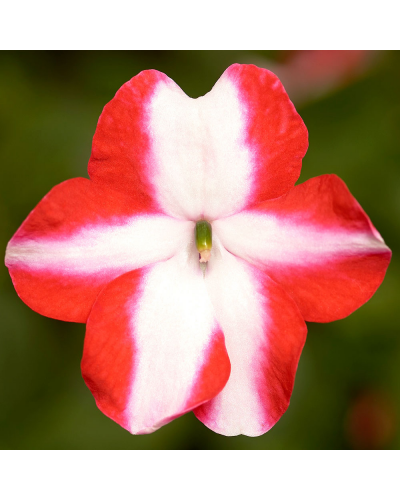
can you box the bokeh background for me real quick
[0,50,399,450]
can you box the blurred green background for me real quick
[0,51,399,450]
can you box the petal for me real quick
[194,241,307,436]
[5,178,192,323]
[88,64,307,220]
[214,175,392,323]
[81,250,231,434]
[222,64,308,205]
[88,70,168,212]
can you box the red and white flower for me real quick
[5,64,391,436]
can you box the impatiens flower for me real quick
[5,64,391,437]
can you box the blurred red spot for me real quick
[345,390,396,449]
[261,50,379,105]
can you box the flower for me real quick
[257,50,379,105]
[5,64,391,437]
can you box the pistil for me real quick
[195,220,212,263]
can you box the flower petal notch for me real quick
[5,64,391,436]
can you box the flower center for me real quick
[195,220,212,264]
